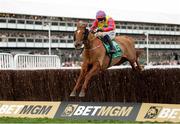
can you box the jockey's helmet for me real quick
[96,10,106,22]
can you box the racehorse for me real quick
[70,21,143,97]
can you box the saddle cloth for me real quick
[102,39,123,58]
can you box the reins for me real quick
[83,29,102,51]
[84,44,102,51]
[83,29,112,67]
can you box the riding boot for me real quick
[104,35,116,53]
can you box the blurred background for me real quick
[0,0,180,67]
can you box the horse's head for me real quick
[74,21,89,49]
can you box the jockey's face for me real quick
[97,17,105,23]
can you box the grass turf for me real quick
[0,117,174,123]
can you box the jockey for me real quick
[90,10,116,53]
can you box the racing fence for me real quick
[0,68,179,103]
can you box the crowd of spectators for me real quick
[1,31,180,45]
[56,49,82,67]
[129,35,180,44]
[141,50,180,65]
[0,13,85,22]
[1,12,180,31]
[0,31,73,39]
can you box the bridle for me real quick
[74,28,101,51]
[83,29,89,42]
[74,28,89,44]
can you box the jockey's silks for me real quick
[90,16,116,32]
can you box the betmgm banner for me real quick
[54,102,180,122]
[0,101,180,122]
[54,102,140,120]
[0,101,140,120]
[0,101,60,118]
[136,103,180,123]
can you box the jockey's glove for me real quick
[96,32,104,37]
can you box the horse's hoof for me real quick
[79,91,85,97]
[70,91,76,97]
[140,66,145,71]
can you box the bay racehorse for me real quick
[70,21,143,97]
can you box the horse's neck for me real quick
[84,33,99,49]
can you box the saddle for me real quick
[99,37,122,59]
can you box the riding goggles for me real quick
[97,17,105,22]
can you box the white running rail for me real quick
[60,65,180,70]
[14,54,61,69]
[0,53,14,69]
[0,53,179,70]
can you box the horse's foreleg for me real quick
[70,65,88,97]
[79,62,100,97]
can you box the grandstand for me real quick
[0,8,180,66]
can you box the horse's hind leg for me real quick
[79,62,100,97]
[129,60,137,71]
[135,49,144,71]
[129,59,143,72]
[135,59,144,72]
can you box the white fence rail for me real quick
[14,54,61,69]
[59,65,180,70]
[0,53,61,69]
[0,53,180,70]
[0,53,14,69]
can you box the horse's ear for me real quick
[77,20,87,28]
